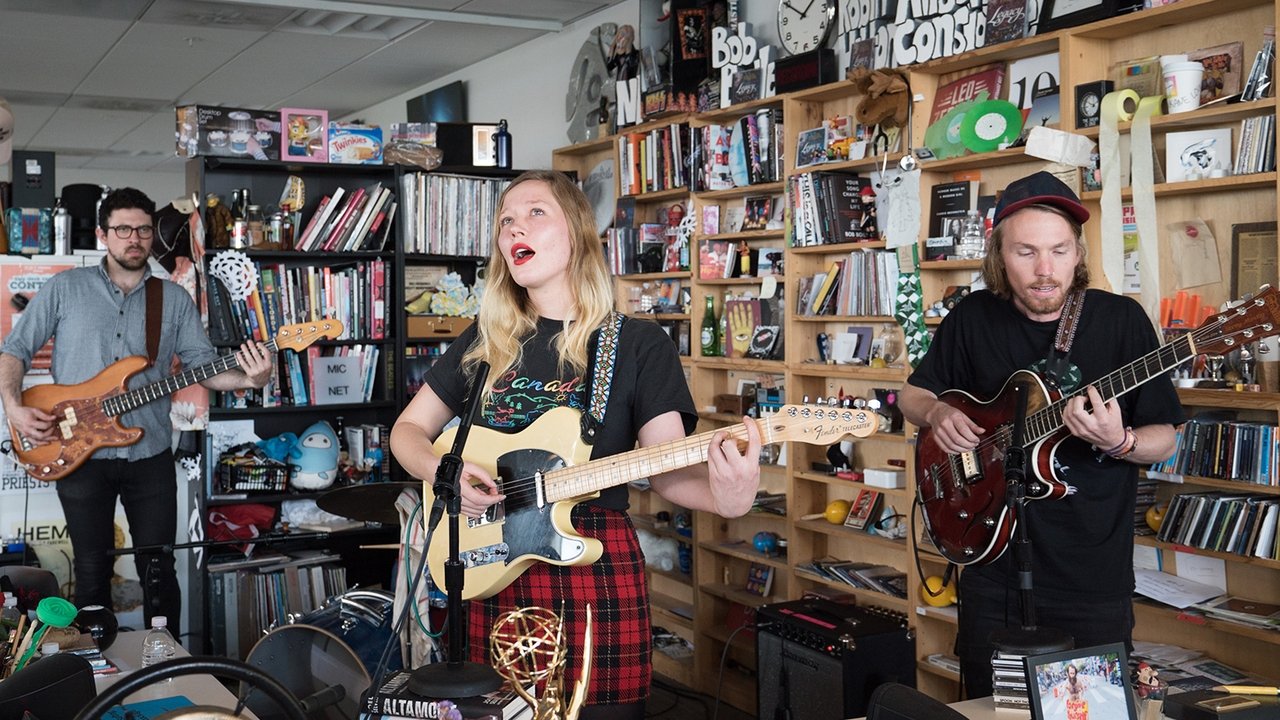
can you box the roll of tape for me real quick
[1102,88,1141,123]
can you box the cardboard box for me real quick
[175,105,280,160]
[714,393,753,415]
[406,315,471,338]
[863,467,906,489]
[328,123,383,164]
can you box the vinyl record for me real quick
[959,100,1024,153]
[924,103,972,159]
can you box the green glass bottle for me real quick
[700,295,719,357]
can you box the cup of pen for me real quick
[11,596,79,673]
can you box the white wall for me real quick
[356,2,641,170]
[58,167,187,209]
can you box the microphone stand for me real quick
[409,361,503,698]
[989,381,1073,657]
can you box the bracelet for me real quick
[1101,428,1131,456]
[1107,427,1137,460]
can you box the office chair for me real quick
[0,653,96,720]
[0,566,61,614]
[866,683,968,720]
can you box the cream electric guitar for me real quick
[425,403,878,600]
[8,320,343,481]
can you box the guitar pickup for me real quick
[460,543,509,568]
[466,501,505,528]
[58,407,78,440]
[958,449,981,483]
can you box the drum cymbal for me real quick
[316,482,417,525]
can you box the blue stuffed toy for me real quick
[286,420,340,490]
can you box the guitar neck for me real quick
[543,418,771,502]
[1026,333,1194,442]
[102,339,279,417]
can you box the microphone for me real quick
[298,684,345,715]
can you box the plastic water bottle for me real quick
[140,615,177,668]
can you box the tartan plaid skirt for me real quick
[467,505,652,705]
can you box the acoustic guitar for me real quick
[8,320,343,482]
[916,286,1280,566]
[425,403,877,600]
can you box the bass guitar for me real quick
[425,403,877,600]
[916,286,1280,566]
[8,320,343,481]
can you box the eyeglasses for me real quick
[106,225,155,239]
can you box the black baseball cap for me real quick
[993,171,1090,226]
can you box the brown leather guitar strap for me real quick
[1044,290,1085,388]
[145,277,163,367]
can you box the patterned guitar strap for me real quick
[893,245,931,366]
[580,311,626,444]
[1044,290,1086,390]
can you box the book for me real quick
[745,562,775,596]
[844,489,882,531]
[985,0,1029,45]
[364,671,532,720]
[927,180,980,242]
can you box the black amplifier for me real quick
[756,599,915,720]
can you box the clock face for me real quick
[1080,93,1100,117]
[777,0,835,55]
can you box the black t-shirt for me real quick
[908,289,1185,598]
[424,316,697,510]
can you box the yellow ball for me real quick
[824,499,851,524]
[920,575,957,607]
[1145,504,1167,533]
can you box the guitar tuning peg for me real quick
[802,395,811,404]
[852,398,867,409]
[815,397,827,406]
[841,397,852,408]
[867,399,882,410]
[826,396,838,406]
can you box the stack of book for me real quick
[362,670,533,720]
[59,634,119,676]
[991,651,1030,711]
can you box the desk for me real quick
[943,696,1171,720]
[98,630,257,717]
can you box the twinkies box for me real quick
[328,123,383,164]
[175,105,281,160]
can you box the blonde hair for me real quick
[462,170,615,395]
[981,204,1089,300]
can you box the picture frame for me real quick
[279,107,329,163]
[1037,0,1141,34]
[1024,643,1138,720]
[742,196,771,231]
[677,8,708,60]
[1189,42,1245,105]
[1231,221,1279,299]
[847,325,875,363]
[471,123,498,166]
[1164,127,1233,183]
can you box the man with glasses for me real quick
[0,187,273,631]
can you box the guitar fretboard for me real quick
[543,421,770,502]
[101,339,280,417]
[1024,333,1195,442]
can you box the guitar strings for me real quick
[945,312,1247,472]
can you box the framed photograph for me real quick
[796,127,827,168]
[471,123,498,166]
[1231,221,1279,299]
[279,107,329,163]
[677,8,708,60]
[1038,0,1141,34]
[1189,42,1245,105]
[742,196,771,231]
[1024,643,1137,720]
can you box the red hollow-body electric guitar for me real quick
[8,320,343,482]
[916,287,1280,566]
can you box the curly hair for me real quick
[97,187,155,230]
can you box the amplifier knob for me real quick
[839,633,856,651]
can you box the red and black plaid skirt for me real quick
[467,505,651,705]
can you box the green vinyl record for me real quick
[959,100,1024,153]
[925,102,974,159]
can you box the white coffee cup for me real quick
[1164,61,1205,113]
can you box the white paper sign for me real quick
[312,356,362,405]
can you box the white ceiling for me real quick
[0,0,627,172]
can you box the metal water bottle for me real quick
[494,119,512,169]
[53,198,72,255]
